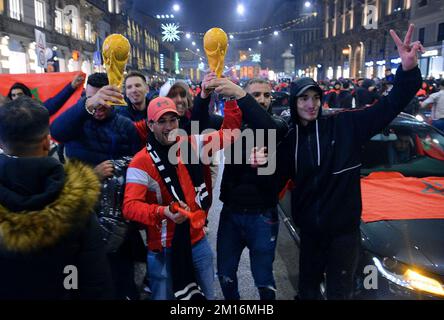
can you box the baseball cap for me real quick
[147,96,179,122]
[290,78,323,98]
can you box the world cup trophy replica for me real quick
[102,34,130,105]
[203,28,228,78]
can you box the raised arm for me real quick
[44,73,84,116]
[348,24,423,144]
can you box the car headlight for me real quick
[373,257,444,297]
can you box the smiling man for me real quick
[277,24,423,300]
[123,94,243,300]
[116,71,150,122]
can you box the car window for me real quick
[361,123,444,177]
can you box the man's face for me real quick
[385,70,391,75]
[334,83,341,90]
[168,87,189,116]
[10,88,25,100]
[395,136,411,152]
[246,83,272,110]
[85,84,112,121]
[149,112,179,146]
[296,89,321,126]
[125,76,148,107]
[358,79,364,87]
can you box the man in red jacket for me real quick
[123,80,244,300]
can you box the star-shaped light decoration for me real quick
[251,53,261,63]
[161,23,181,42]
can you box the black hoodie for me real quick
[0,155,113,299]
[278,66,422,235]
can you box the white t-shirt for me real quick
[423,89,444,120]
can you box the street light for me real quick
[258,40,262,45]
[273,31,279,36]
[248,48,251,51]
[237,4,245,15]
[192,41,196,46]
[186,33,191,39]
[304,1,312,8]
[229,34,234,39]
[173,4,180,12]
[289,43,293,47]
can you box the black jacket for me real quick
[337,90,353,109]
[220,94,289,210]
[278,66,421,235]
[0,155,114,299]
[114,96,150,122]
[50,98,141,166]
[355,79,380,108]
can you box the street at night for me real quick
[0,0,443,306]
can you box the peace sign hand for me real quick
[390,24,425,72]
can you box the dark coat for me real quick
[219,94,288,210]
[0,155,114,299]
[50,98,141,166]
[114,97,150,122]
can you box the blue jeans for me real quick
[432,119,444,132]
[217,206,279,300]
[147,236,214,300]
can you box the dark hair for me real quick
[124,71,146,89]
[244,78,270,91]
[342,81,350,89]
[0,97,49,152]
[7,82,32,99]
[87,73,109,88]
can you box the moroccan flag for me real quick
[415,134,444,161]
[361,171,444,223]
[0,72,85,123]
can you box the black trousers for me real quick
[298,229,360,300]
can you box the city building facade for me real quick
[302,0,414,80]
[0,0,171,82]
[410,0,444,78]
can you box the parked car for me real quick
[278,112,444,299]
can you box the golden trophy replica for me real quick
[102,34,130,105]
[203,28,228,78]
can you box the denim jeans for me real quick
[147,236,214,300]
[432,119,444,132]
[217,206,279,300]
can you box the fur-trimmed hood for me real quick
[0,161,101,253]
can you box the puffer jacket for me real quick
[0,155,113,299]
[50,97,141,166]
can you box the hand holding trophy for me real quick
[102,34,130,105]
[203,28,228,78]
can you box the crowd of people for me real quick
[0,24,437,300]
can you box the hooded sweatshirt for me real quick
[278,66,421,235]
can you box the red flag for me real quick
[415,134,444,161]
[0,72,85,123]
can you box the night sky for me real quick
[132,0,295,35]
